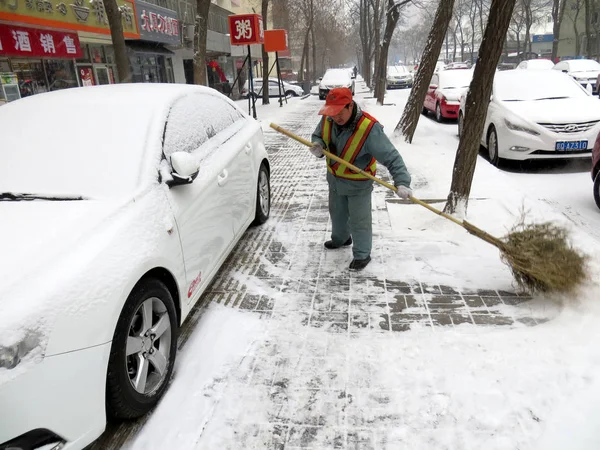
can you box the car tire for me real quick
[319,95,324,100]
[285,90,298,97]
[253,163,271,226]
[594,172,600,210]
[422,107,428,116]
[487,126,501,167]
[457,111,464,138]
[106,278,178,420]
[435,103,444,123]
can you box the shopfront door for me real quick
[94,66,111,85]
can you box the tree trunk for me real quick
[444,0,517,214]
[585,0,592,56]
[574,7,581,56]
[194,0,211,85]
[552,0,567,60]
[299,26,310,81]
[372,0,381,89]
[311,3,317,83]
[375,0,402,104]
[395,0,456,142]
[261,0,270,104]
[104,0,131,82]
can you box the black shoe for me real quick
[349,256,371,271]
[324,237,352,250]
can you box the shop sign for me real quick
[0,23,82,58]
[228,14,263,46]
[135,0,180,45]
[79,67,94,86]
[0,0,139,38]
[263,29,288,53]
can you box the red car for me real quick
[423,69,473,122]
[592,131,600,209]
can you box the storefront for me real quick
[0,0,139,100]
[0,24,82,100]
[130,0,180,84]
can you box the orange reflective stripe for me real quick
[333,115,377,180]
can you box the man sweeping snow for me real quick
[310,87,412,271]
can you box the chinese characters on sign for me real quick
[228,14,264,46]
[135,0,180,45]
[0,24,82,58]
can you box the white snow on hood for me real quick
[502,96,600,124]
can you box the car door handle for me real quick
[217,169,229,186]
[244,143,252,154]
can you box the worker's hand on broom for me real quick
[395,185,412,199]
[309,142,324,158]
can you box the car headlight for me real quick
[0,331,41,370]
[504,118,540,136]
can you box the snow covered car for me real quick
[553,59,600,94]
[423,68,473,122]
[592,131,600,209]
[0,84,271,450]
[516,59,555,70]
[386,65,413,89]
[242,77,304,98]
[458,70,600,166]
[318,68,355,100]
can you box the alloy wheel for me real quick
[488,128,500,166]
[436,104,442,122]
[126,297,172,395]
[258,169,270,217]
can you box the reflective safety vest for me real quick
[322,112,377,180]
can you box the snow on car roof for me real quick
[564,59,600,72]
[0,84,225,199]
[322,69,352,82]
[493,69,589,101]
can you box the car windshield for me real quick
[0,90,152,199]
[322,69,351,83]
[495,71,588,101]
[567,60,600,72]
[438,70,473,89]
[388,66,408,75]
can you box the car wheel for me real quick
[435,103,443,123]
[594,172,600,210]
[319,95,324,100]
[457,112,464,138]
[106,279,178,420]
[487,126,500,167]
[253,163,271,225]
[422,106,428,116]
[285,90,298,97]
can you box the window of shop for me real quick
[10,59,47,97]
[130,53,172,83]
[45,60,78,92]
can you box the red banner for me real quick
[0,24,82,59]
[228,14,264,46]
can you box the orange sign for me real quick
[264,29,288,52]
[0,0,139,38]
[228,14,263,46]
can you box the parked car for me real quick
[553,59,600,94]
[0,84,271,450]
[242,78,303,98]
[592,131,600,209]
[423,68,473,122]
[318,68,355,100]
[516,59,555,70]
[445,62,470,70]
[386,65,413,89]
[458,70,600,166]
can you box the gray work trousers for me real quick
[328,189,372,260]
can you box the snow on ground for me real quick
[122,81,600,450]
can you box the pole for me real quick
[275,51,287,106]
[248,44,257,119]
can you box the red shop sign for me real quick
[228,14,264,46]
[0,24,82,59]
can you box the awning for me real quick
[126,41,174,55]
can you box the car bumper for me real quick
[387,79,412,88]
[496,124,597,161]
[0,342,111,450]
[576,80,597,94]
[441,102,460,119]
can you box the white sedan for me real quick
[0,84,271,449]
[458,69,600,166]
[516,59,555,70]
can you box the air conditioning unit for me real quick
[184,24,195,41]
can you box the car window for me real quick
[163,93,244,158]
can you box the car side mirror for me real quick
[562,69,568,73]
[167,152,199,188]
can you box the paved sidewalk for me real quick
[94,91,558,450]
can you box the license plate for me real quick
[555,140,588,151]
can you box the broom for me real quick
[270,122,588,294]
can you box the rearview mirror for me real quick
[562,69,568,73]
[168,152,199,188]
